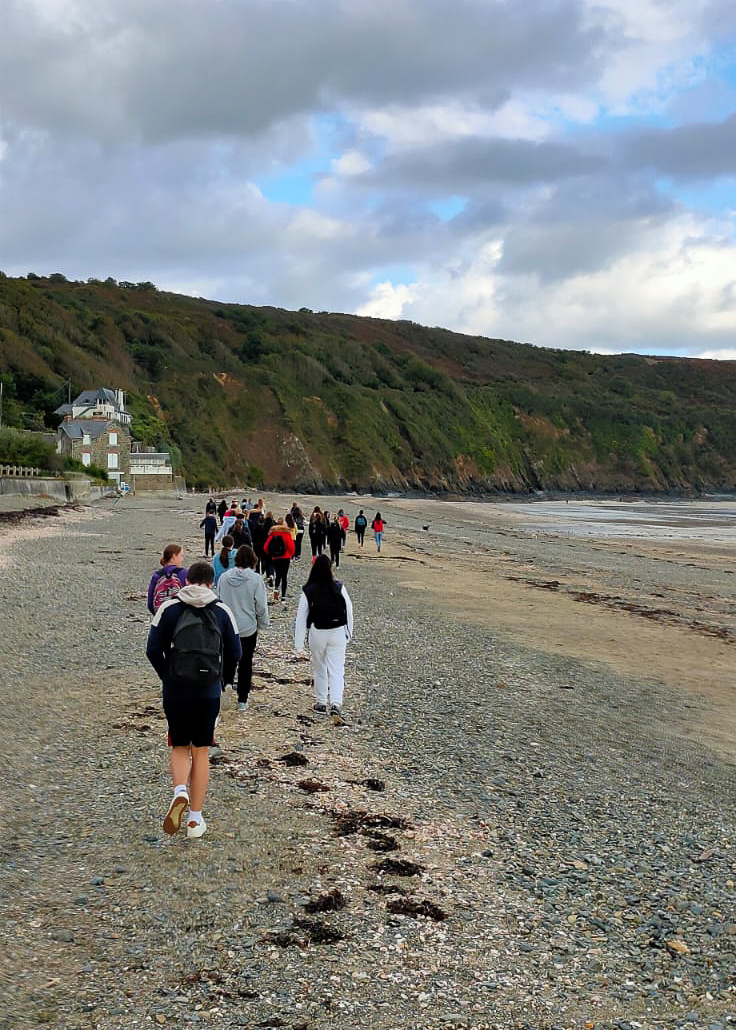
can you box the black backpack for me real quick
[268,533,287,558]
[303,582,347,630]
[169,604,223,687]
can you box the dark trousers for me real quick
[310,536,323,557]
[356,529,365,546]
[274,559,290,597]
[294,532,304,559]
[237,632,258,702]
[204,533,215,556]
[330,546,341,568]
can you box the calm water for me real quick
[504,500,736,543]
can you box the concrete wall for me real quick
[0,476,116,503]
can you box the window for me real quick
[82,453,91,466]
[82,434,90,446]
[107,452,119,469]
[109,431,117,446]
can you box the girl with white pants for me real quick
[294,555,353,722]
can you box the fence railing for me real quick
[0,465,45,477]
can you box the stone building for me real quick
[129,447,174,492]
[56,389,132,488]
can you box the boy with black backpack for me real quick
[146,561,241,839]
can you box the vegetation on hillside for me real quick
[0,272,734,493]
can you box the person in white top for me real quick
[294,555,353,724]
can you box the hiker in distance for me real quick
[146,561,241,839]
[354,509,367,546]
[199,511,217,557]
[327,513,346,568]
[264,517,296,601]
[371,512,385,552]
[294,555,353,725]
[217,545,270,712]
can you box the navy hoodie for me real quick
[146,585,242,699]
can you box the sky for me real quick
[1,0,736,357]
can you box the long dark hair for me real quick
[235,544,256,569]
[219,534,234,568]
[306,554,337,589]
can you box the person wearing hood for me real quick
[146,561,241,840]
[217,545,270,711]
[263,517,296,601]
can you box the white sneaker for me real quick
[163,794,189,835]
[186,818,207,839]
[238,701,248,712]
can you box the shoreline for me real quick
[2,496,735,1028]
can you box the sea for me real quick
[503,498,736,543]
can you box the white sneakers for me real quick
[163,794,207,839]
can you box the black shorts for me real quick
[163,692,220,747]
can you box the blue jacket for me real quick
[146,585,242,699]
[213,549,236,584]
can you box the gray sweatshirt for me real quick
[216,567,270,637]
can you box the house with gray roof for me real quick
[54,388,132,426]
[56,389,132,486]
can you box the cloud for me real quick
[626,113,736,178]
[1,0,736,358]
[0,0,613,143]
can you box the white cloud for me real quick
[694,349,736,360]
[357,282,419,320]
[332,150,372,175]
[356,215,736,354]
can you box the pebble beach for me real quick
[1,493,735,1030]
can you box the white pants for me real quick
[309,626,347,707]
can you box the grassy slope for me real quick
[0,274,735,493]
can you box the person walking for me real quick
[327,514,345,568]
[308,507,326,561]
[205,497,217,517]
[337,509,349,533]
[294,555,353,724]
[291,505,305,560]
[371,512,385,552]
[217,545,270,712]
[213,535,236,585]
[146,561,241,839]
[354,509,367,546]
[147,544,188,615]
[217,498,227,525]
[264,518,296,601]
[199,512,217,557]
[247,498,264,538]
[230,515,252,550]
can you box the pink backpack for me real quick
[152,568,183,612]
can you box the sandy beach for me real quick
[1,493,734,1030]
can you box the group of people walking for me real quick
[145,497,379,841]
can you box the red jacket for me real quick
[338,515,349,531]
[264,527,295,560]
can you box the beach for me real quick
[1,494,734,1030]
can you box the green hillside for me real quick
[0,272,734,493]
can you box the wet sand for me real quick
[322,494,736,765]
